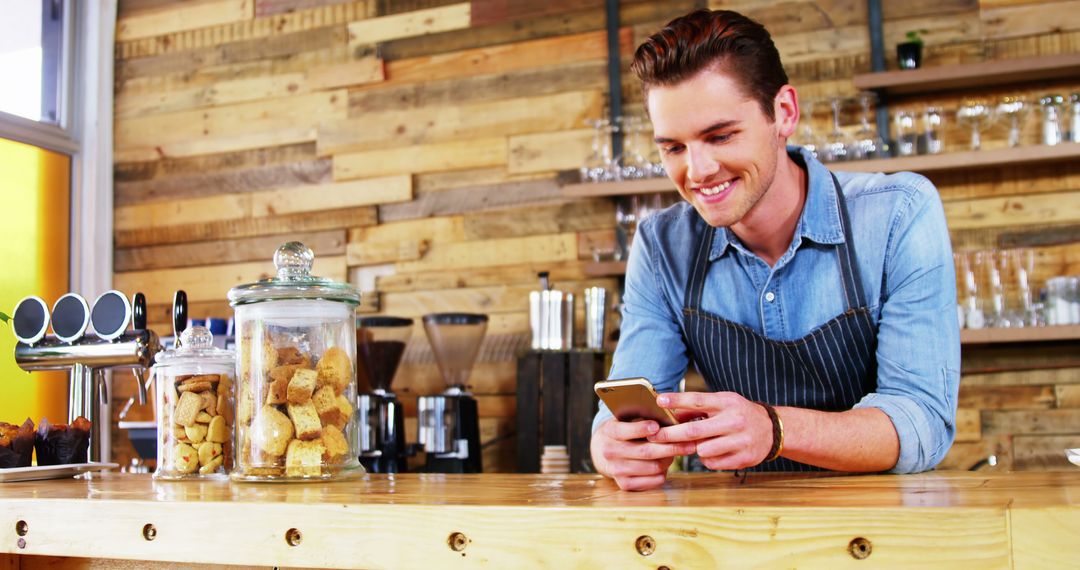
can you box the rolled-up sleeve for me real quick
[592,216,691,434]
[852,176,961,473]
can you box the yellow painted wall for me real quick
[0,137,69,425]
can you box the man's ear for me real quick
[774,85,799,138]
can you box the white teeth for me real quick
[699,179,733,196]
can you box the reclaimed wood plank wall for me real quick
[111,0,1080,472]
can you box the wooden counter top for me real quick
[2,471,1079,568]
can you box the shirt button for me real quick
[765,292,776,302]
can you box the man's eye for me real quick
[708,133,732,144]
[661,145,684,155]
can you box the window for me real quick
[0,0,67,125]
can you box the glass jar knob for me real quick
[180,325,214,349]
[274,241,314,280]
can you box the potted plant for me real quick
[897,29,927,70]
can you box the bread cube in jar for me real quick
[228,242,362,481]
[152,326,235,480]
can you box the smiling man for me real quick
[590,9,960,491]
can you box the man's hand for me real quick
[591,417,697,491]
[648,392,774,470]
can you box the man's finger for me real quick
[602,417,660,441]
[656,391,730,411]
[648,415,728,443]
[606,458,668,478]
[616,474,667,491]
[672,409,707,423]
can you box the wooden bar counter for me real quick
[2,470,1079,568]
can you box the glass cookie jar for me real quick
[228,242,362,481]
[153,326,235,480]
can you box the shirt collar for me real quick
[708,145,844,261]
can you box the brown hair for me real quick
[631,9,789,120]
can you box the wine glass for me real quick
[996,96,1029,148]
[851,92,886,160]
[955,251,983,329]
[820,96,851,162]
[956,100,994,151]
[793,97,823,159]
[619,116,651,180]
[614,196,638,261]
[580,118,611,183]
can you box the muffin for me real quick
[34,417,92,465]
[0,419,34,468]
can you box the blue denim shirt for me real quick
[593,146,961,474]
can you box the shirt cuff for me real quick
[853,392,941,474]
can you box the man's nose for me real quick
[687,144,719,184]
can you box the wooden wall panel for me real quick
[111,0,1080,473]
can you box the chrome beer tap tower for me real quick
[11,290,179,462]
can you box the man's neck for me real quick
[731,151,808,267]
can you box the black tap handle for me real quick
[132,292,147,330]
[173,290,188,342]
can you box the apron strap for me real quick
[683,216,715,312]
[831,172,867,310]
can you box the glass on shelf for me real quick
[956,100,994,151]
[851,92,886,160]
[1070,93,1080,143]
[793,97,822,159]
[995,96,1029,148]
[1039,94,1066,146]
[893,108,918,157]
[580,118,612,183]
[921,105,944,155]
[997,248,1037,327]
[820,96,851,162]
[619,115,652,180]
[614,196,638,261]
[955,251,984,329]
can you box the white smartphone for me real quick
[594,377,679,427]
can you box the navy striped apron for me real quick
[681,174,878,472]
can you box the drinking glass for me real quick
[793,97,823,159]
[619,116,651,180]
[893,109,918,157]
[955,251,984,329]
[921,106,944,154]
[851,92,886,160]
[995,96,1028,148]
[614,196,638,261]
[820,96,851,162]
[1039,94,1066,146]
[580,118,611,183]
[997,248,1036,327]
[956,100,994,151]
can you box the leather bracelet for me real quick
[757,402,784,463]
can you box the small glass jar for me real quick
[894,109,918,157]
[152,326,235,480]
[1070,93,1080,143]
[228,242,362,481]
[921,106,944,155]
[1040,94,1065,146]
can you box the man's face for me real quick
[647,67,787,229]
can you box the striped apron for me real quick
[681,174,878,472]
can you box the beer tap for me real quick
[13,290,169,463]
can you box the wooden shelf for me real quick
[960,325,1080,345]
[853,52,1080,96]
[829,142,1080,174]
[560,177,673,198]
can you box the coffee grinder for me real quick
[417,313,487,473]
[356,316,413,473]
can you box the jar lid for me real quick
[227,241,360,306]
[154,326,235,367]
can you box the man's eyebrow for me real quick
[653,120,740,144]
